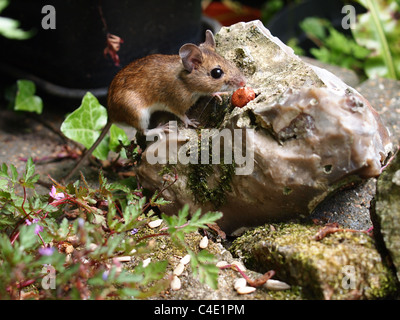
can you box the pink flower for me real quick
[25,218,43,235]
[49,186,64,200]
[39,247,55,256]
[25,218,38,226]
[35,224,44,235]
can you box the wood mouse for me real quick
[64,30,246,180]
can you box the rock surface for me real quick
[131,223,296,300]
[137,20,391,235]
[372,151,400,282]
[309,77,400,231]
[230,222,398,299]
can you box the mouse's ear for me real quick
[203,30,216,49]
[179,44,204,72]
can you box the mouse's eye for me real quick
[211,68,224,79]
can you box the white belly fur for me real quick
[140,103,170,130]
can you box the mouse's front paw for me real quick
[157,122,173,133]
[212,91,229,104]
[187,118,199,128]
[181,115,199,128]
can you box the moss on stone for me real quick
[230,222,398,299]
[372,152,400,282]
[186,128,236,209]
[187,162,235,209]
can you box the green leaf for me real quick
[58,218,70,238]
[190,210,223,229]
[109,124,129,152]
[189,250,219,290]
[198,263,220,290]
[0,233,13,259]
[0,163,9,178]
[299,17,328,40]
[22,157,40,188]
[116,270,143,284]
[135,260,168,285]
[152,197,171,207]
[60,92,110,160]
[0,178,8,190]
[0,0,33,39]
[0,0,10,13]
[18,224,40,251]
[109,178,136,193]
[24,157,35,181]
[0,1,32,39]
[14,80,43,114]
[162,205,223,235]
[10,164,18,183]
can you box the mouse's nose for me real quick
[236,76,246,88]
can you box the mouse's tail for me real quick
[62,120,113,182]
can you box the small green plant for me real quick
[293,0,400,80]
[299,17,371,76]
[352,0,400,79]
[162,205,222,289]
[0,158,223,299]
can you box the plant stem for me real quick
[365,0,398,79]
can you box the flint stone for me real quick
[137,20,391,235]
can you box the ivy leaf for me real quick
[0,0,9,12]
[109,124,129,151]
[109,124,129,158]
[60,92,110,160]
[0,0,33,40]
[14,80,43,114]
